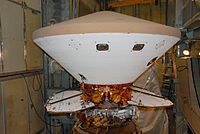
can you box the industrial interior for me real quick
[0,0,200,134]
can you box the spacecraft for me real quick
[33,11,180,128]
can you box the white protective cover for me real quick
[133,65,169,134]
[34,33,179,85]
[128,87,173,107]
[33,11,180,85]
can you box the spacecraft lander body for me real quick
[33,11,180,129]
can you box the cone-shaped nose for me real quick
[33,11,180,85]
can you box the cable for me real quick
[31,71,42,91]
[32,73,39,91]
[29,72,45,103]
[35,71,45,102]
[21,74,62,128]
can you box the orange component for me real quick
[91,91,103,103]
[81,83,132,106]
[111,94,121,103]
[108,0,155,8]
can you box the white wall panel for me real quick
[1,79,29,134]
[0,1,44,133]
[6,0,41,11]
[27,75,45,134]
[1,0,26,73]
[0,76,45,134]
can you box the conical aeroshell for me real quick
[33,11,180,85]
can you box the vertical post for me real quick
[165,0,168,25]
[0,83,7,134]
[41,1,51,133]
[69,0,73,19]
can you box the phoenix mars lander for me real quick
[33,11,180,133]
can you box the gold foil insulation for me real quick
[80,83,132,107]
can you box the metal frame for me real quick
[108,0,155,7]
[176,0,200,29]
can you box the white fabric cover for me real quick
[133,65,168,134]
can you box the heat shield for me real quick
[33,11,180,85]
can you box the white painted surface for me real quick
[46,87,173,113]
[34,33,179,84]
[128,87,173,107]
[46,90,95,113]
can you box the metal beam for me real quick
[0,69,42,82]
[108,0,155,8]
[183,12,200,30]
